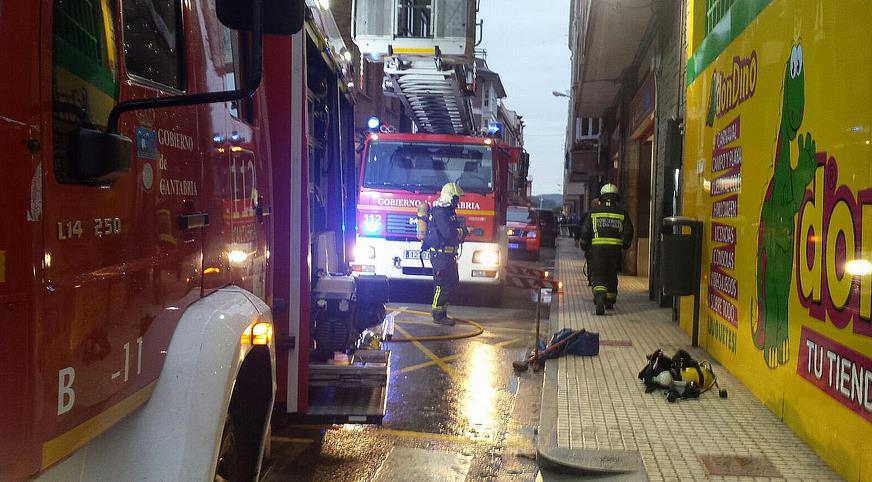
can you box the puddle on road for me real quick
[373,446,473,482]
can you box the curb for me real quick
[534,239,648,479]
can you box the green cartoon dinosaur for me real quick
[752,44,819,368]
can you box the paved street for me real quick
[264,250,555,481]
[541,238,842,481]
[261,238,845,481]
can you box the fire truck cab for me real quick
[352,132,511,304]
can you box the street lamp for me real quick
[552,90,570,98]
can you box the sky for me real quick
[478,0,571,196]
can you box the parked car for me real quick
[507,206,541,260]
[535,209,558,247]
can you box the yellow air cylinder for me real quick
[416,203,429,240]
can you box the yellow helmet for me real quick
[439,182,464,203]
[600,183,619,196]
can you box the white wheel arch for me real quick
[38,286,275,481]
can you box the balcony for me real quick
[568,148,602,182]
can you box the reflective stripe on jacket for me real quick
[580,202,634,249]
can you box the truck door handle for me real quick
[179,213,209,230]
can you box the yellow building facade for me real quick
[682,1,872,479]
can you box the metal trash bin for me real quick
[660,216,703,346]
[661,233,696,296]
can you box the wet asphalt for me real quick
[264,249,556,482]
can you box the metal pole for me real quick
[534,287,542,362]
[691,221,702,347]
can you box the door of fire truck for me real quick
[202,25,271,300]
[41,1,205,470]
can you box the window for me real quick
[221,27,254,123]
[705,0,735,35]
[122,0,184,90]
[507,207,534,224]
[52,0,118,179]
[397,0,432,38]
[363,142,494,193]
[575,117,602,140]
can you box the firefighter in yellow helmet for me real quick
[423,183,467,325]
[579,184,634,315]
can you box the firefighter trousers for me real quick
[588,245,622,306]
[431,251,459,318]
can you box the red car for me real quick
[507,206,541,260]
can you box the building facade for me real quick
[563,0,685,296]
[566,1,872,479]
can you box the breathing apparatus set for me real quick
[415,183,467,267]
[638,348,728,402]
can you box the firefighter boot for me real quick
[605,293,616,310]
[432,308,455,326]
[594,292,606,315]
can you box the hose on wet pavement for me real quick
[386,308,484,342]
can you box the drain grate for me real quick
[699,454,782,477]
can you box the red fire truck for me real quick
[0,1,387,480]
[351,132,513,304]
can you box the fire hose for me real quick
[385,308,484,342]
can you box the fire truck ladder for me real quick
[384,58,474,135]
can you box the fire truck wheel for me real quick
[214,415,244,482]
[218,348,272,481]
[215,408,262,481]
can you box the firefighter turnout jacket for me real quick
[579,201,634,250]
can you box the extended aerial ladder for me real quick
[353,0,480,134]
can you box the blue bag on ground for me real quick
[538,328,599,360]
[566,330,599,356]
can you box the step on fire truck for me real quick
[1,1,388,480]
[350,0,513,303]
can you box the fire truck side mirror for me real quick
[217,0,305,35]
[68,128,132,184]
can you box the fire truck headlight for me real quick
[526,230,538,239]
[362,214,382,235]
[354,244,376,261]
[473,250,500,267]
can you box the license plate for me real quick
[404,250,430,260]
[508,243,520,249]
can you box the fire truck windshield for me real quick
[508,206,534,224]
[362,141,494,194]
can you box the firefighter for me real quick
[579,184,634,315]
[424,183,467,325]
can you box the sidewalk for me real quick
[537,238,841,481]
